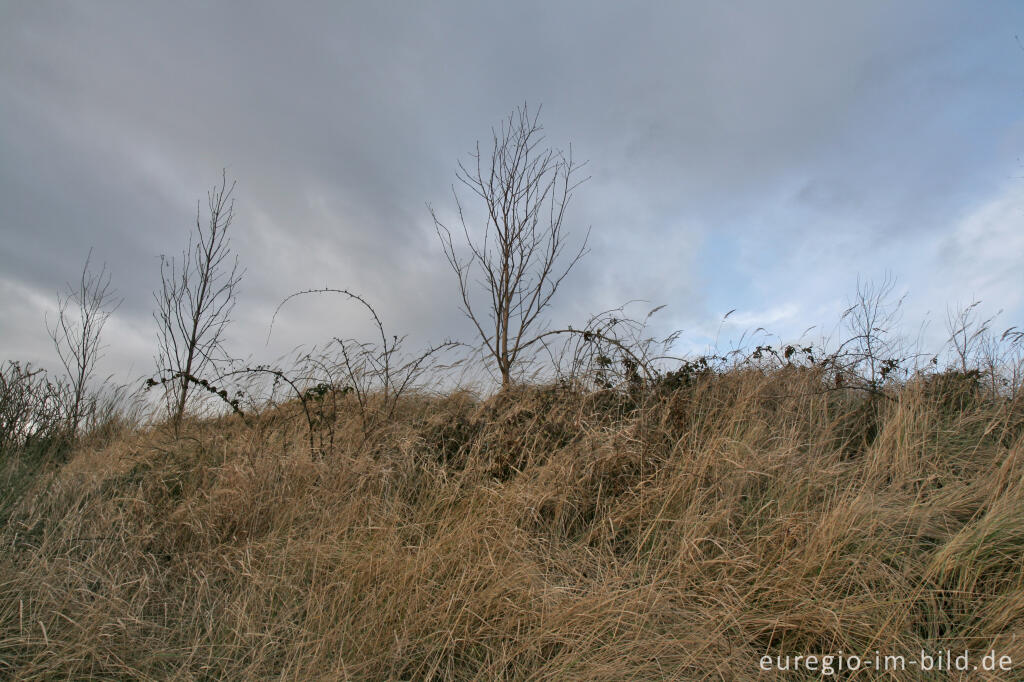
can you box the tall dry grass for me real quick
[2,368,1023,679]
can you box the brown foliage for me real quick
[3,368,1023,679]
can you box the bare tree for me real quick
[154,171,243,428]
[47,250,121,438]
[431,104,589,388]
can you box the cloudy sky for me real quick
[2,1,1023,387]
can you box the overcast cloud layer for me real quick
[2,2,1023,387]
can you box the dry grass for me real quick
[2,369,1023,680]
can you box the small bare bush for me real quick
[0,361,68,456]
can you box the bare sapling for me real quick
[47,250,121,439]
[154,171,243,430]
[431,103,590,388]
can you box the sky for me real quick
[2,1,1023,389]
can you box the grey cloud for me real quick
[2,1,1022,383]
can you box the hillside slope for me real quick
[3,370,1023,679]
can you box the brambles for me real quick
[220,362,345,458]
[145,371,245,418]
[267,287,462,451]
[655,355,718,392]
[548,303,672,391]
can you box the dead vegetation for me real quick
[2,363,1023,680]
